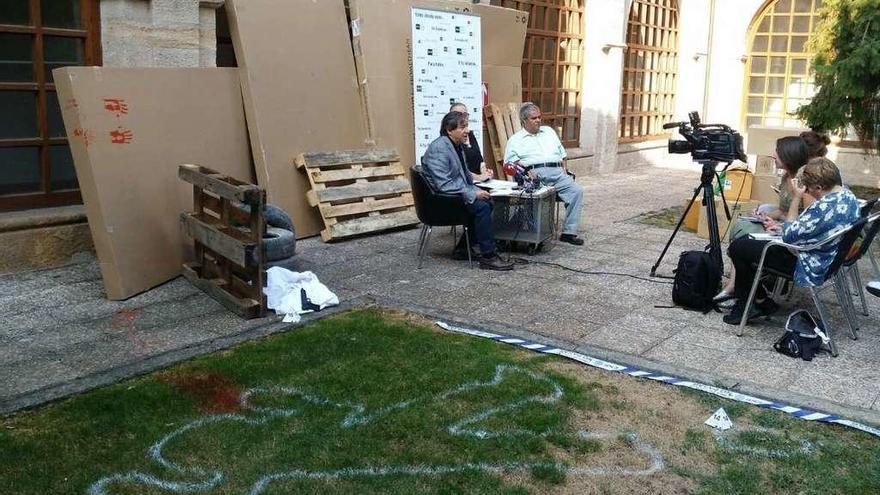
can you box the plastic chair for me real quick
[410,168,474,269]
[737,218,868,357]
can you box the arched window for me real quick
[497,0,585,147]
[619,0,679,142]
[742,0,823,129]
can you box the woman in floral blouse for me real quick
[723,157,860,324]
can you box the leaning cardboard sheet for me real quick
[54,67,252,300]
[264,267,339,323]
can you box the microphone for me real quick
[502,162,523,177]
[663,121,686,129]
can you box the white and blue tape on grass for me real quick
[435,321,880,439]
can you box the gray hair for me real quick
[519,102,540,122]
[449,102,468,112]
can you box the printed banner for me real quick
[411,8,482,164]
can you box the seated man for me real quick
[417,111,513,271]
[503,102,585,245]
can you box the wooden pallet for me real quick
[294,149,418,241]
[484,102,522,177]
[178,164,267,319]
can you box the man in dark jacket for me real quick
[417,111,513,270]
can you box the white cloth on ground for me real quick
[263,267,339,323]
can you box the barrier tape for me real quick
[435,321,880,439]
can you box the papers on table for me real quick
[477,179,517,190]
[749,232,781,241]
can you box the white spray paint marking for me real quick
[712,426,816,459]
[89,365,664,494]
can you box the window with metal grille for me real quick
[619,0,679,143]
[0,0,101,211]
[742,0,823,130]
[495,0,584,147]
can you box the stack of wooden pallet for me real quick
[178,164,267,319]
[484,102,522,176]
[294,149,418,241]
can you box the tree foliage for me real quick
[796,0,880,152]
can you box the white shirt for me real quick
[503,126,567,165]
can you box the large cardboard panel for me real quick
[54,67,252,300]
[746,125,809,156]
[350,0,527,167]
[226,0,367,238]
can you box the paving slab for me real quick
[3,166,880,429]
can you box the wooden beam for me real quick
[182,264,261,318]
[322,209,418,241]
[178,164,262,204]
[310,163,404,183]
[180,213,255,267]
[313,179,411,204]
[295,149,399,168]
[319,194,414,218]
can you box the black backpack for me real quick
[672,251,721,312]
[774,310,829,361]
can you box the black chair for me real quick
[410,168,474,269]
[842,200,880,317]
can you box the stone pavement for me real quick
[3,166,880,427]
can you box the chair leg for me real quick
[810,287,838,357]
[849,265,869,316]
[416,224,428,256]
[738,272,765,336]
[463,227,473,269]
[870,248,880,279]
[833,272,859,340]
[418,226,433,269]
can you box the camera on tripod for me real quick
[664,111,747,164]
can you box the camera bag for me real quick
[672,250,721,313]
[773,310,829,361]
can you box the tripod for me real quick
[650,160,731,277]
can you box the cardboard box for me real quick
[682,196,701,231]
[54,67,253,299]
[226,0,368,238]
[718,169,753,201]
[698,198,763,240]
[751,174,780,204]
[348,0,527,169]
[755,155,776,175]
[746,125,809,156]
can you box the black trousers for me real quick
[728,236,797,300]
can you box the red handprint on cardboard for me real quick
[103,97,129,117]
[110,127,134,144]
[72,127,95,147]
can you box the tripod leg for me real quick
[704,182,725,274]
[651,185,702,276]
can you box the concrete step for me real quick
[0,206,94,274]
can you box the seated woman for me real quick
[715,132,828,305]
[447,102,493,182]
[723,157,860,324]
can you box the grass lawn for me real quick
[2,308,880,494]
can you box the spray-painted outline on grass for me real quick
[713,426,817,459]
[88,365,664,494]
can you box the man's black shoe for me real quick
[452,246,480,261]
[559,233,584,246]
[722,299,776,325]
[479,253,514,271]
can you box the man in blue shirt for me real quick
[504,103,585,245]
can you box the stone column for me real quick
[579,0,628,173]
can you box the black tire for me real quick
[265,255,297,271]
[264,203,295,234]
[264,227,296,261]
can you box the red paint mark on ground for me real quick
[109,308,156,356]
[160,370,243,414]
[109,127,134,144]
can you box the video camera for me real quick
[664,111,747,164]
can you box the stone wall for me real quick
[100,0,223,68]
